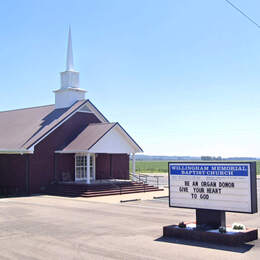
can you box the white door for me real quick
[75,153,95,181]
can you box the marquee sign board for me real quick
[169,162,257,214]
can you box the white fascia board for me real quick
[55,150,89,154]
[53,87,86,93]
[0,149,33,154]
[29,100,108,151]
[85,101,109,123]
[115,124,143,153]
[55,150,131,154]
[77,111,92,114]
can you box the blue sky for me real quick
[1,0,260,157]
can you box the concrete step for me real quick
[46,188,163,198]
[47,186,160,195]
[50,185,156,193]
[46,188,160,197]
[45,182,163,198]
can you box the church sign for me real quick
[169,162,257,213]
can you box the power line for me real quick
[224,0,260,29]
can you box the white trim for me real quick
[0,149,33,154]
[55,124,142,154]
[30,106,81,150]
[115,125,143,153]
[85,102,108,123]
[88,124,142,153]
[56,150,134,154]
[77,111,93,114]
[53,87,86,93]
[88,125,139,154]
[78,104,92,113]
[86,153,90,184]
[74,153,96,183]
[56,150,89,154]
[132,153,136,174]
[93,154,96,180]
[74,154,76,180]
[29,100,107,150]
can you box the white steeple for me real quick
[60,27,79,89]
[66,26,74,71]
[54,27,86,109]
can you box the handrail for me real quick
[130,172,164,187]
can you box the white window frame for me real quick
[75,153,96,182]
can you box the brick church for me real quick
[0,29,144,196]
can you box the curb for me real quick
[120,199,141,203]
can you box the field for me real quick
[130,160,260,175]
[130,160,168,173]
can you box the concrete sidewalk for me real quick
[51,188,169,204]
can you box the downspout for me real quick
[25,154,30,195]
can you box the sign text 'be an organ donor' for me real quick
[168,162,257,213]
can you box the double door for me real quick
[75,154,95,181]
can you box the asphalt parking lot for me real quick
[0,180,259,260]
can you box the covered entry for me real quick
[74,153,95,181]
[55,122,142,183]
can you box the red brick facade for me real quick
[0,112,130,195]
[0,154,28,194]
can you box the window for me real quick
[75,154,95,181]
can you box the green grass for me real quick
[256,161,260,175]
[130,160,168,173]
[130,160,260,175]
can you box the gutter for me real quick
[55,150,89,154]
[0,149,34,155]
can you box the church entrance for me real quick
[75,153,95,182]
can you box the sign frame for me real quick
[168,161,258,214]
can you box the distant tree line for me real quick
[201,156,222,161]
[131,154,259,161]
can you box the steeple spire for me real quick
[60,26,79,89]
[66,26,74,71]
[53,27,86,109]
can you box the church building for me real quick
[0,29,143,195]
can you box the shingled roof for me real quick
[0,100,87,152]
[58,123,116,152]
[0,99,142,154]
[57,122,143,153]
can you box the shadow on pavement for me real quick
[155,236,254,253]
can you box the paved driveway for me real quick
[0,183,259,260]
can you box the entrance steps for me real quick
[45,182,163,198]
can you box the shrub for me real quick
[219,226,226,233]
[178,221,186,228]
[232,223,245,230]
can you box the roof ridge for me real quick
[0,104,54,113]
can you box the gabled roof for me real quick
[0,100,108,153]
[57,123,116,153]
[56,122,143,154]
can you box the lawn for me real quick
[130,160,169,173]
[130,160,260,175]
[256,161,260,175]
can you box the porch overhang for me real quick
[55,150,91,154]
[55,122,143,154]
